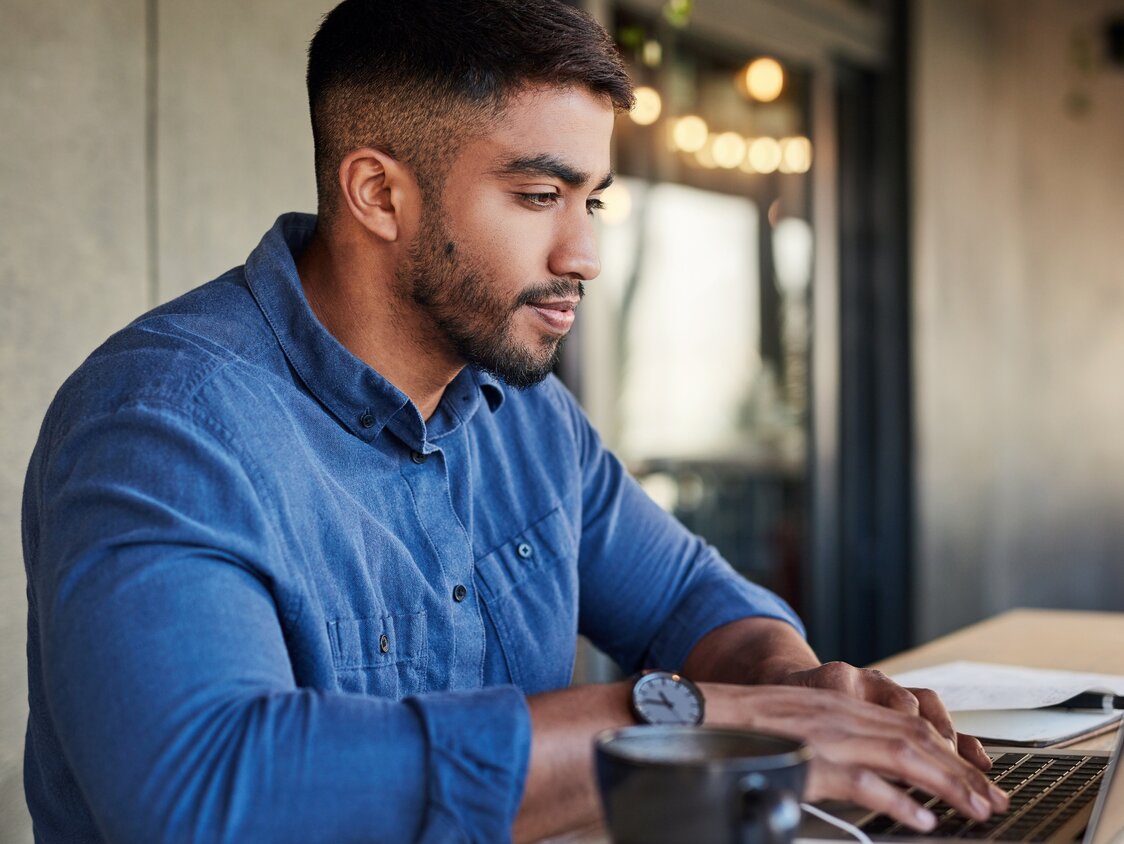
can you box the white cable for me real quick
[801,802,873,844]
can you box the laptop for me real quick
[798,726,1124,843]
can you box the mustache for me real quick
[514,278,586,309]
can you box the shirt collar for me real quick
[244,213,504,448]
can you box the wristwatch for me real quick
[630,670,705,726]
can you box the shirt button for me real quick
[359,411,375,429]
[452,584,468,602]
[516,542,533,559]
[410,450,428,464]
[379,634,390,653]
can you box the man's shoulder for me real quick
[49,268,282,429]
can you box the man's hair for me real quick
[307,0,634,217]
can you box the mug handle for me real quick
[736,772,802,844]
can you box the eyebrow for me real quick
[496,154,614,191]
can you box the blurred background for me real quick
[2,0,1122,839]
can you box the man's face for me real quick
[399,86,615,388]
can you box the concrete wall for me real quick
[155,0,322,300]
[2,4,148,840]
[913,0,1124,641]
[0,2,324,839]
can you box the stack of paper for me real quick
[891,661,1124,746]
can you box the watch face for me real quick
[632,672,704,726]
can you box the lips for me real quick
[528,298,579,312]
[526,299,579,334]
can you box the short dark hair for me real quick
[307,0,634,218]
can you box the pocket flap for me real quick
[474,506,575,601]
[327,611,426,670]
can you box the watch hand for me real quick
[637,697,676,709]
[658,692,674,708]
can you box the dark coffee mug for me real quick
[594,725,812,844]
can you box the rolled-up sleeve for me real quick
[405,689,530,843]
[556,386,804,674]
[26,401,529,843]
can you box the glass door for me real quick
[580,8,816,617]
[565,0,909,676]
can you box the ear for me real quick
[337,148,418,242]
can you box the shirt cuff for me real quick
[646,571,806,673]
[404,685,531,843]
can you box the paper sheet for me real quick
[890,661,1124,712]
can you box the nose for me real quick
[547,210,601,281]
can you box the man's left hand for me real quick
[777,661,992,771]
[683,617,992,771]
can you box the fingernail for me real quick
[971,793,990,819]
[916,807,937,830]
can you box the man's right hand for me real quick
[702,682,1009,832]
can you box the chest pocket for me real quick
[327,610,427,698]
[474,506,578,694]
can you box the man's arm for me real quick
[513,624,1007,844]
[512,682,633,843]
[682,616,996,768]
[523,385,1005,841]
[27,403,530,843]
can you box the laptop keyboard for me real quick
[860,752,1109,841]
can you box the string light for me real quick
[712,132,747,169]
[747,137,782,173]
[742,57,784,102]
[671,115,709,153]
[779,136,813,173]
[630,86,662,126]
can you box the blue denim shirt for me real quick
[23,213,803,843]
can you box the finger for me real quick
[862,671,921,715]
[955,732,992,770]
[957,733,1007,814]
[800,708,996,824]
[856,730,1000,823]
[807,761,937,832]
[911,688,1005,810]
[735,688,1004,820]
[909,687,957,749]
[863,705,1004,812]
[960,738,1009,814]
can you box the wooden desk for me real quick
[542,609,1124,841]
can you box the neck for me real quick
[296,224,461,421]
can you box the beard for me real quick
[401,206,584,390]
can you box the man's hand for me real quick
[516,618,1011,842]
[682,617,1009,831]
[702,682,1009,832]
[776,660,993,771]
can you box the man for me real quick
[22,1,1007,841]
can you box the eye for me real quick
[519,192,560,208]
[586,197,605,216]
